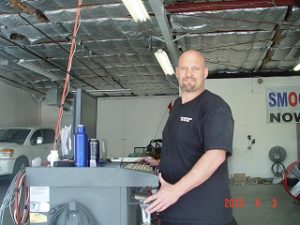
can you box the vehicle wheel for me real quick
[10,156,29,180]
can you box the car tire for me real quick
[10,156,29,180]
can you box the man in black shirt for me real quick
[145,50,235,225]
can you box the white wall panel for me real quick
[0,82,13,126]
[97,96,174,158]
[13,89,40,126]
[0,81,40,127]
[98,99,125,157]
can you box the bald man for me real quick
[145,50,236,225]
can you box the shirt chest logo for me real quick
[180,116,193,122]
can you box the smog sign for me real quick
[267,87,300,123]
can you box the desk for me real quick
[26,166,158,225]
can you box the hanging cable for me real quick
[48,201,98,225]
[52,0,83,151]
[0,170,29,225]
[13,172,29,225]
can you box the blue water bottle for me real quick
[75,124,88,167]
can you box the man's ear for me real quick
[175,67,179,79]
[204,67,208,79]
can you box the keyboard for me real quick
[122,163,154,174]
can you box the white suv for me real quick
[0,127,55,178]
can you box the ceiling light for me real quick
[17,59,61,81]
[122,0,150,23]
[293,62,300,71]
[85,89,131,93]
[154,49,175,76]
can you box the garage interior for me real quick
[0,0,300,225]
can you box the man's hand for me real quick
[144,173,181,213]
[137,156,160,167]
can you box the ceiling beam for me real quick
[208,71,300,79]
[165,0,299,13]
[148,0,179,89]
[148,0,179,66]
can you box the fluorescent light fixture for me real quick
[154,49,175,76]
[293,62,300,71]
[122,0,150,23]
[71,89,131,93]
[17,59,61,81]
[85,89,131,93]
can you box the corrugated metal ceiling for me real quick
[0,0,299,97]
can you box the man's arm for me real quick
[145,149,226,213]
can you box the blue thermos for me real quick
[75,124,88,167]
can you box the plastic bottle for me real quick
[47,150,59,167]
[75,124,88,167]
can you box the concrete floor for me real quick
[231,184,300,225]
[1,179,299,225]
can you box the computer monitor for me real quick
[73,88,97,139]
